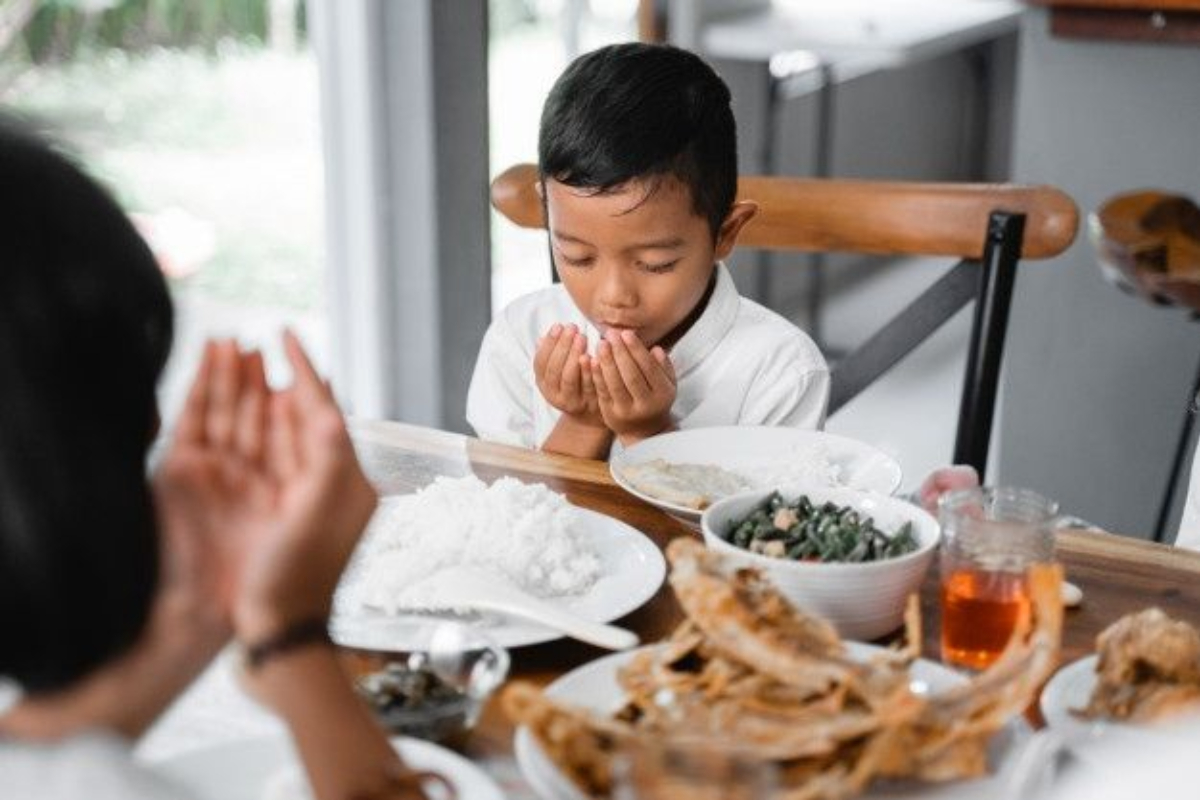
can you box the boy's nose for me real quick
[597,265,637,309]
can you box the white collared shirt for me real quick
[466,263,829,452]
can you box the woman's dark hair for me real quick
[538,43,738,238]
[0,118,171,693]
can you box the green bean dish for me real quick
[723,492,919,563]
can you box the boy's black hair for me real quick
[538,43,738,238]
[0,117,171,693]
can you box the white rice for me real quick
[353,475,601,613]
[741,443,842,489]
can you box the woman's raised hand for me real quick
[231,330,377,642]
[157,335,427,800]
[154,332,377,644]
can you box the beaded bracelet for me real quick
[241,617,331,671]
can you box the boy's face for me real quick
[544,176,754,349]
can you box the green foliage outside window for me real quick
[16,0,305,63]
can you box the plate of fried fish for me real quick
[507,539,1063,800]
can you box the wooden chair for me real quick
[490,163,1079,479]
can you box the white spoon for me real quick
[384,566,639,651]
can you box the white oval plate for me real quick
[1040,654,1099,736]
[331,506,666,650]
[1038,653,1200,770]
[610,427,902,529]
[515,642,1028,800]
[157,735,505,800]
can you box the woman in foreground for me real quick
[0,119,427,799]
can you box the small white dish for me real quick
[515,642,1028,800]
[347,621,510,742]
[157,734,505,800]
[332,506,665,650]
[610,427,902,530]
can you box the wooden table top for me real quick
[349,418,1200,764]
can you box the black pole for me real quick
[1152,345,1200,543]
[805,62,835,352]
[953,211,1025,480]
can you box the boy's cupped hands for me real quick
[535,323,677,446]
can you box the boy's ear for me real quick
[714,201,758,260]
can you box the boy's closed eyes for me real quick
[554,251,681,274]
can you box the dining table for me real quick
[139,418,1200,799]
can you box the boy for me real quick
[468,43,829,459]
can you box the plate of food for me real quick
[507,538,1061,800]
[1041,608,1200,739]
[332,475,666,651]
[610,427,902,529]
[156,734,504,800]
[512,645,1031,800]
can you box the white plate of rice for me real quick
[331,475,666,650]
[610,427,902,530]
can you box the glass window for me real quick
[488,0,638,312]
[1,0,326,419]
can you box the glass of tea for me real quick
[938,486,1057,670]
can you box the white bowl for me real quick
[700,485,940,640]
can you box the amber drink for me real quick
[938,488,1056,670]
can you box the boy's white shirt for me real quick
[466,263,829,453]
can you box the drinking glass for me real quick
[939,486,1057,670]
[611,739,777,800]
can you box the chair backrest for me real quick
[490,163,1079,478]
